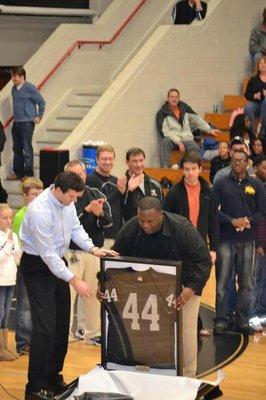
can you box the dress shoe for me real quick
[25,388,55,400]
[213,321,228,335]
[7,174,20,181]
[48,375,67,395]
[203,386,223,399]
[234,324,255,335]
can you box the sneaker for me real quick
[74,329,85,340]
[85,336,101,346]
[7,174,20,181]
[171,163,179,169]
[203,386,223,399]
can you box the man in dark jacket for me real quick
[252,155,266,317]
[213,150,266,335]
[123,147,163,221]
[65,160,113,345]
[112,196,211,378]
[172,0,207,25]
[210,141,230,183]
[87,144,125,247]
[164,152,219,265]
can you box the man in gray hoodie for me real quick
[156,88,218,168]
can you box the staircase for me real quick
[5,87,103,211]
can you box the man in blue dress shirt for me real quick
[20,171,117,400]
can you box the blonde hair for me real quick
[21,177,43,195]
[96,144,115,158]
[0,203,12,214]
[64,160,86,171]
[253,55,266,77]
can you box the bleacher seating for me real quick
[148,78,251,185]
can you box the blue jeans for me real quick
[0,286,15,329]
[244,98,266,137]
[15,270,32,352]
[11,121,34,177]
[253,254,266,316]
[216,241,256,326]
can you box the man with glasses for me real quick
[213,150,266,335]
[213,136,255,183]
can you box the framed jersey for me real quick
[100,256,183,376]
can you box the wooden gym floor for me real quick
[0,269,265,400]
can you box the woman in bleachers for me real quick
[250,138,265,161]
[229,113,256,151]
[244,55,266,138]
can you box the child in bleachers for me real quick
[0,204,20,361]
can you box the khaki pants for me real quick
[65,250,100,340]
[182,294,200,378]
[104,238,115,249]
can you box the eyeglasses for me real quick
[232,159,247,165]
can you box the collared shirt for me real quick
[20,186,94,282]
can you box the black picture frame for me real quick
[100,256,183,376]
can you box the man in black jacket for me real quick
[65,160,113,345]
[209,141,230,183]
[213,151,266,335]
[123,147,163,221]
[164,152,219,265]
[112,196,211,378]
[87,144,125,248]
[172,0,207,25]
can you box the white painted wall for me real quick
[0,0,177,175]
[90,0,113,16]
[60,0,265,175]
[1,0,264,179]
[0,15,93,66]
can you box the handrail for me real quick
[3,0,148,129]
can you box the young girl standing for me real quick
[0,203,20,361]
